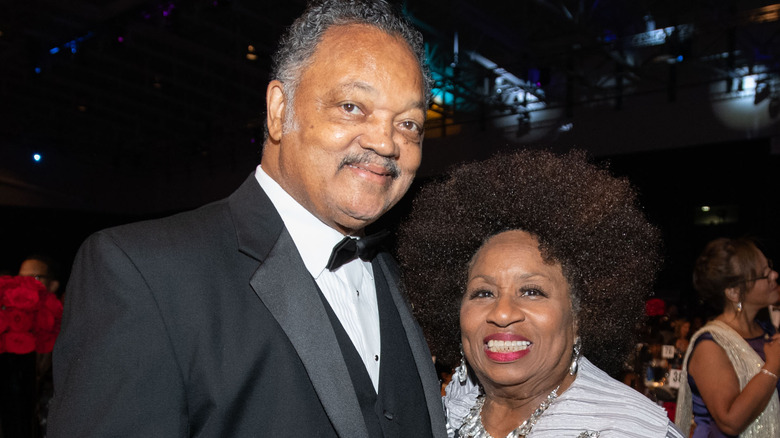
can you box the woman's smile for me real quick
[484,333,532,362]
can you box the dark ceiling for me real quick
[2,0,778,178]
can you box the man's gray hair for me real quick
[271,0,433,110]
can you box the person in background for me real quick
[769,300,780,331]
[19,254,62,438]
[673,318,691,354]
[18,254,61,297]
[48,1,446,436]
[2,254,63,438]
[676,238,780,437]
[397,149,684,437]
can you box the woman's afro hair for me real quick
[396,149,662,377]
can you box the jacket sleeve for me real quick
[48,230,187,437]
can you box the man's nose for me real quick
[359,118,398,158]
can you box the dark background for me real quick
[1,0,779,318]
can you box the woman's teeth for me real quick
[486,339,531,352]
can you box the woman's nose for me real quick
[486,295,524,327]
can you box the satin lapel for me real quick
[229,175,284,262]
[250,229,369,438]
[375,254,448,438]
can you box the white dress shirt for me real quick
[255,165,382,391]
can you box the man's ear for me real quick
[49,280,60,295]
[266,80,286,143]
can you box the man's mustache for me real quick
[339,152,400,179]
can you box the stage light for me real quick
[743,75,757,90]
[246,44,257,61]
[701,206,710,212]
[558,123,573,132]
[33,153,42,163]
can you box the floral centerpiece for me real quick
[0,275,63,354]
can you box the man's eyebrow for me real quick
[329,81,427,112]
[410,99,427,112]
[336,81,377,95]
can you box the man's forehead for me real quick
[20,259,49,274]
[314,24,414,66]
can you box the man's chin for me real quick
[333,206,389,234]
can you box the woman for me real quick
[673,318,691,355]
[397,150,684,437]
[675,238,780,437]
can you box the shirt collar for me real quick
[255,165,368,279]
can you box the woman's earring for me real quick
[569,337,581,376]
[737,301,743,313]
[456,345,468,384]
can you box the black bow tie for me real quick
[326,230,390,271]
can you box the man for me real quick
[48,1,446,437]
[18,254,61,296]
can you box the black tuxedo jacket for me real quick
[48,175,447,437]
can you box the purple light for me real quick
[118,36,124,43]
[250,138,255,144]
[163,10,169,16]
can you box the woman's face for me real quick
[742,251,779,308]
[460,230,576,398]
[679,321,690,338]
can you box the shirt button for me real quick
[383,410,394,420]
[374,355,379,361]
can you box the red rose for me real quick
[41,294,63,319]
[2,331,36,354]
[0,275,21,301]
[2,285,40,311]
[645,298,666,317]
[36,308,56,332]
[7,308,34,332]
[0,277,62,355]
[19,275,47,291]
[0,274,19,287]
[36,331,58,354]
[0,310,8,333]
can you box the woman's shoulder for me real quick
[533,357,681,437]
